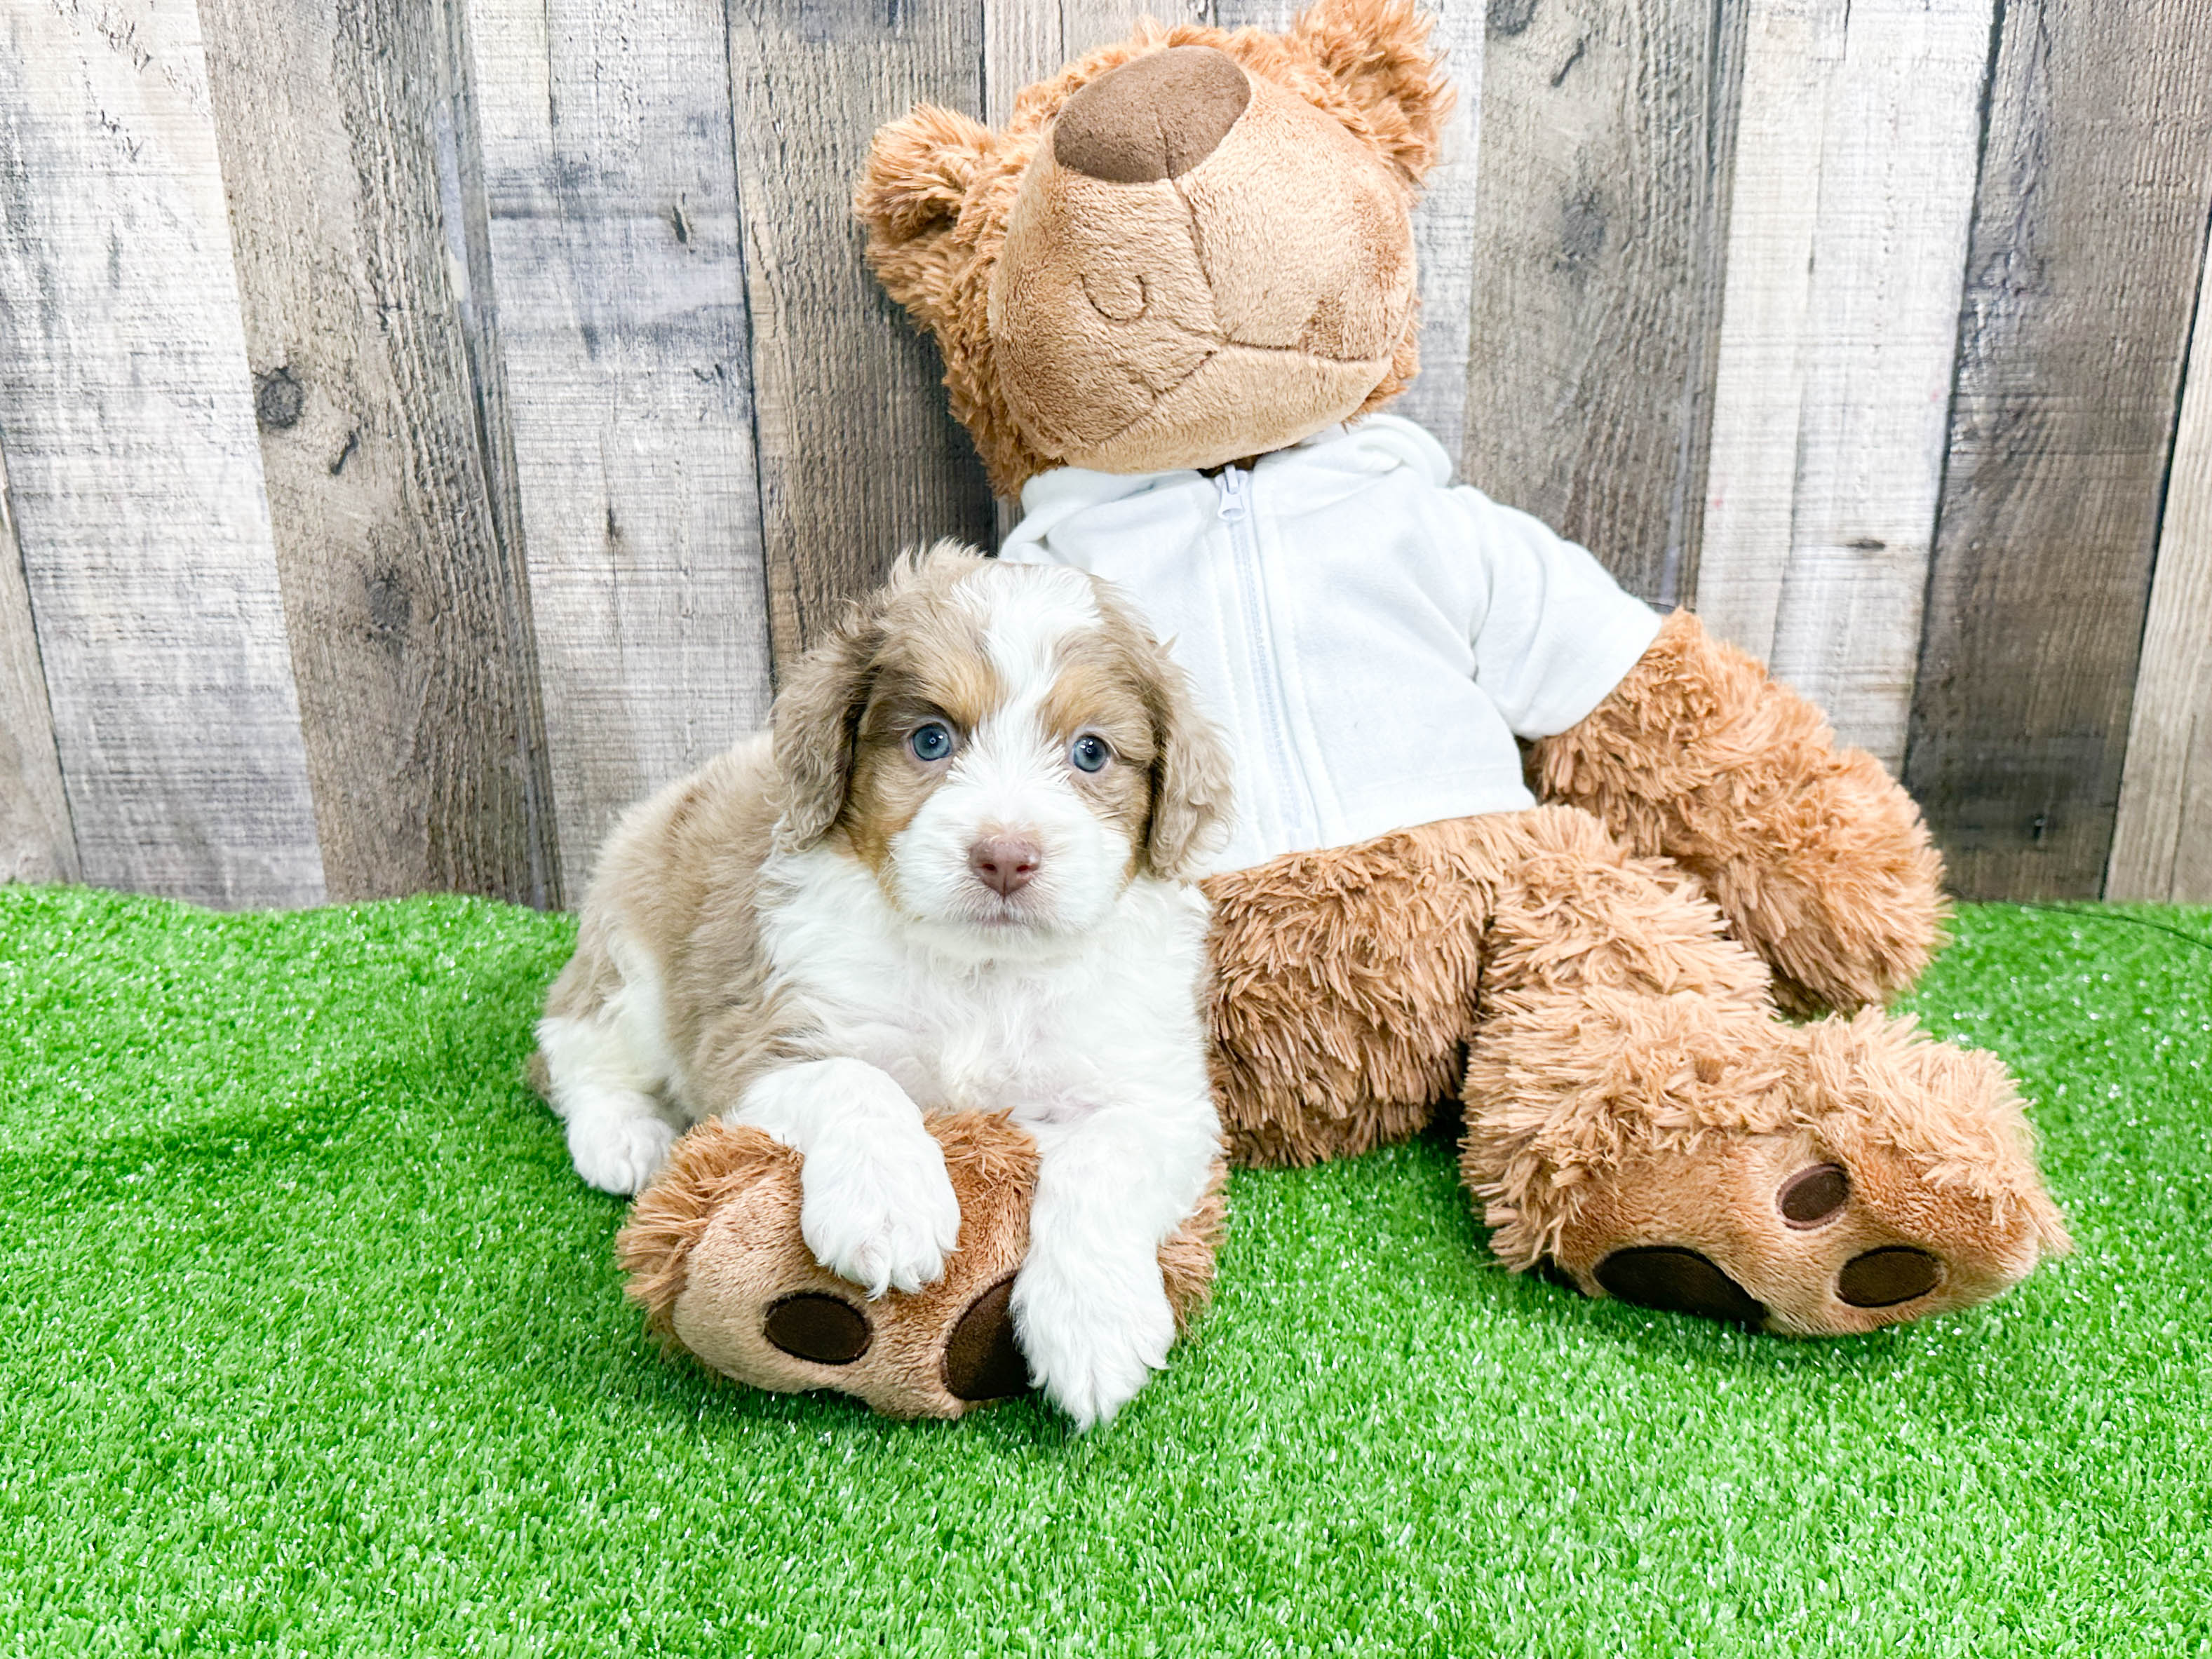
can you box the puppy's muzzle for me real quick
[969,834,1044,898]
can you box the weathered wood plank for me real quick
[726,0,995,668]
[2105,241,2212,905]
[1697,0,1992,773]
[1458,0,1743,607]
[197,0,561,906]
[1693,0,1839,661]
[1213,0,1482,463]
[1903,0,2212,900]
[985,0,1166,128]
[464,0,776,883]
[0,0,325,908]
[0,436,77,886]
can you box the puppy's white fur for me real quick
[537,544,1232,1428]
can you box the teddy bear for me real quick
[615,0,2069,1417]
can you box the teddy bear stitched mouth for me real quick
[1077,223,1401,452]
[1082,273,1386,370]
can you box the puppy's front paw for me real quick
[567,1109,679,1196]
[798,1131,962,1299]
[1013,1254,1175,1430]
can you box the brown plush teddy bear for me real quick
[617,0,2069,1416]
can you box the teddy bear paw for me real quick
[616,1117,1037,1418]
[619,1114,1227,1418]
[1534,1014,2070,1336]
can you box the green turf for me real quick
[1,886,2207,1655]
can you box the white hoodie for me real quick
[999,414,1662,874]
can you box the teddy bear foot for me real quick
[1499,1012,2072,1336]
[616,1111,1225,1418]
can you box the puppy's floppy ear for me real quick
[771,607,879,853]
[855,105,1001,325]
[1290,0,1455,185]
[1140,643,1235,882]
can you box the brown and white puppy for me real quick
[536,543,1233,1426]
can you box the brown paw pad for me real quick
[943,1275,1032,1402]
[1837,1246,1944,1308]
[763,1293,872,1365]
[1596,1247,1767,1327]
[1777,1163,1850,1228]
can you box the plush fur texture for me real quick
[852,0,2070,1336]
[616,1113,1226,1420]
[540,546,1232,1426]
[1528,610,1947,1015]
[855,0,1450,494]
[1205,804,2069,1336]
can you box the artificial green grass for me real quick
[1,886,2207,1656]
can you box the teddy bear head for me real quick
[856,0,1453,496]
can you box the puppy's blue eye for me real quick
[1070,735,1110,773]
[910,723,954,762]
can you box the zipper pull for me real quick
[1215,465,1248,522]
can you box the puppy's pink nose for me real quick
[969,835,1042,898]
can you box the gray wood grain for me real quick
[0,434,77,886]
[1694,0,1841,661]
[465,0,776,885]
[727,0,995,668]
[1903,0,2212,900]
[0,0,325,908]
[1695,0,1992,768]
[986,0,1176,127]
[1458,0,1743,607]
[2107,243,2212,905]
[196,0,560,906]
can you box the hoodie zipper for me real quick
[1216,465,1316,847]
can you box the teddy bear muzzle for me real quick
[989,45,1418,475]
[1052,45,1251,184]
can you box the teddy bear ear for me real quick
[854,104,1000,250]
[1288,0,1455,184]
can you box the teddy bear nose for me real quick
[969,834,1043,897]
[1052,45,1252,183]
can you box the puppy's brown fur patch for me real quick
[841,608,1005,876]
[1041,637,1163,874]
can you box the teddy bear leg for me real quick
[1202,819,1513,1167]
[616,1113,1226,1418]
[1462,806,2069,1334]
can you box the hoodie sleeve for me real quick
[1453,488,1664,739]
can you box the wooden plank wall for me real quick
[1902,0,2212,898]
[2109,250,2212,903]
[197,0,559,906]
[1462,0,1741,609]
[0,434,75,886]
[2,0,2210,908]
[1698,0,1992,770]
[0,0,326,908]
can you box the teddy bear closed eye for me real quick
[616,0,2069,1417]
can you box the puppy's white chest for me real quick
[757,846,1210,1125]
[804,954,1102,1118]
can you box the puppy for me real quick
[536,543,1233,1426]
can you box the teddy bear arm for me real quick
[1526,609,1946,1013]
